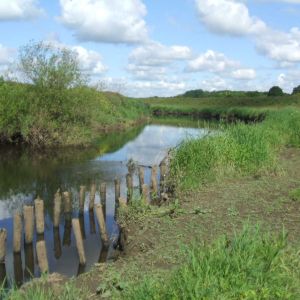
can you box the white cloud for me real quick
[256,27,300,64]
[71,46,107,74]
[0,44,15,65]
[276,70,300,92]
[129,42,192,66]
[195,0,266,36]
[126,79,188,97]
[0,0,43,21]
[231,68,256,80]
[186,50,238,72]
[126,64,166,81]
[200,76,229,91]
[59,0,148,44]
[127,41,192,82]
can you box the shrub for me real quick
[268,86,283,97]
[292,85,300,95]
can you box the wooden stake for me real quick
[23,205,34,244]
[126,174,133,202]
[35,198,44,235]
[36,240,48,273]
[53,227,62,259]
[24,243,34,280]
[0,229,7,262]
[151,165,158,196]
[114,178,120,208]
[95,204,109,245]
[13,252,23,287]
[142,184,150,205]
[100,182,106,220]
[13,213,22,253]
[79,185,86,213]
[89,183,96,211]
[138,167,144,194]
[63,191,72,214]
[72,219,86,265]
[53,190,62,228]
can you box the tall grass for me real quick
[170,108,300,189]
[122,225,300,299]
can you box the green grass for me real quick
[0,82,149,147]
[170,108,300,189]
[0,278,84,300]
[289,188,300,202]
[121,225,300,300]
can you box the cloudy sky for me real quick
[0,0,300,97]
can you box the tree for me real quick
[292,85,300,95]
[18,41,87,90]
[268,86,283,97]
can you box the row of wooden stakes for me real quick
[0,162,168,277]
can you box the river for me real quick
[0,118,208,286]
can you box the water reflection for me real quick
[0,118,208,285]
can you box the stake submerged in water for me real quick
[23,205,34,244]
[13,213,22,253]
[72,218,86,266]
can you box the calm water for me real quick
[0,119,208,286]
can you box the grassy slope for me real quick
[0,82,149,147]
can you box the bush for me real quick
[292,85,300,95]
[0,41,148,147]
[268,86,283,97]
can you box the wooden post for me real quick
[89,183,96,211]
[63,214,72,246]
[160,159,167,193]
[0,229,7,262]
[53,227,62,259]
[142,184,149,205]
[78,212,86,240]
[138,167,144,194]
[24,243,34,279]
[72,219,86,265]
[13,252,23,287]
[126,174,133,202]
[114,178,120,208]
[89,209,96,234]
[151,165,158,196]
[100,182,106,220]
[23,205,34,244]
[35,198,44,235]
[13,213,22,253]
[53,190,62,228]
[63,191,72,214]
[79,185,86,213]
[36,240,48,273]
[95,204,108,245]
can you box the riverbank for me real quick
[0,81,150,147]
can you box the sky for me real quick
[0,0,300,97]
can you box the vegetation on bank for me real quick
[123,226,300,299]
[171,108,300,189]
[0,41,149,147]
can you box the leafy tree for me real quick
[268,86,283,97]
[292,85,300,95]
[18,41,86,90]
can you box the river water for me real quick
[0,118,208,286]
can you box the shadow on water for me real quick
[0,117,209,287]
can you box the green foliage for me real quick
[180,89,266,99]
[292,85,300,95]
[0,42,149,147]
[289,188,300,202]
[268,86,284,97]
[122,225,300,300]
[170,109,300,189]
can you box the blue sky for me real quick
[0,0,300,97]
